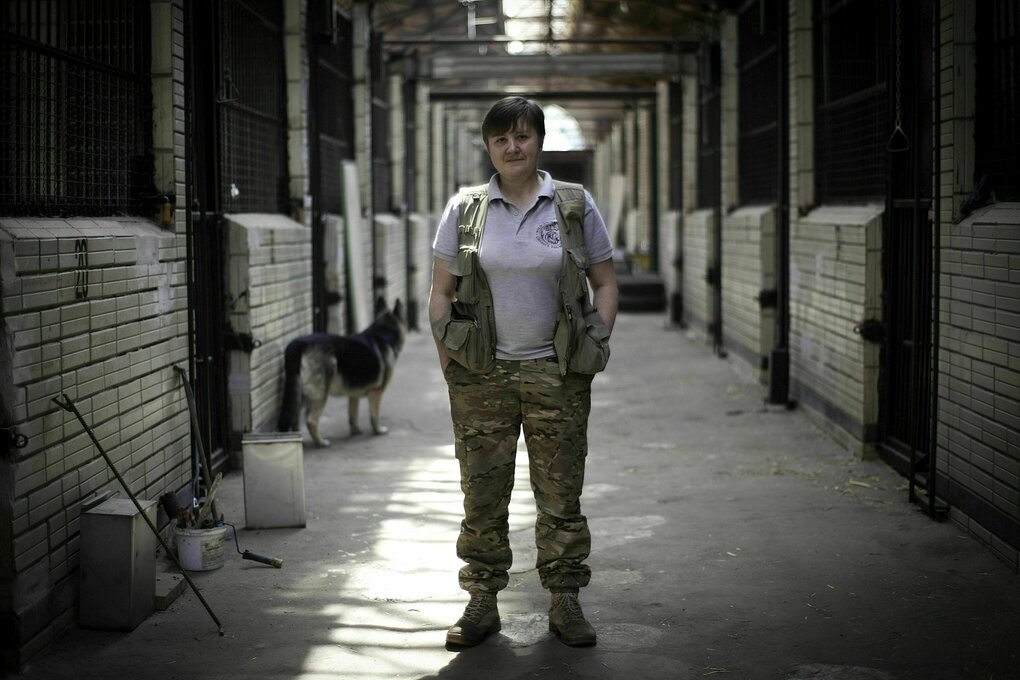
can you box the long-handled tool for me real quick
[223,522,284,568]
[53,393,225,636]
[173,365,219,523]
[172,366,283,567]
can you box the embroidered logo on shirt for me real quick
[536,221,560,248]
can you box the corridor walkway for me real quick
[15,313,1020,680]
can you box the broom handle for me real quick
[173,366,219,522]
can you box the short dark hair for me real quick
[481,96,545,143]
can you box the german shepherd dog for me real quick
[277,299,407,446]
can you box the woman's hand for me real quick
[587,258,618,333]
[429,257,457,371]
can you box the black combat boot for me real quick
[548,591,597,647]
[446,591,500,647]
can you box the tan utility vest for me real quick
[436,179,610,376]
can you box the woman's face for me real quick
[486,120,543,181]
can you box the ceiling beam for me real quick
[427,51,681,79]
[386,35,698,48]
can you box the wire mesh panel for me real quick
[884,206,932,444]
[1,0,153,216]
[218,0,287,214]
[737,0,779,205]
[696,43,720,210]
[312,6,355,215]
[975,0,1020,201]
[813,0,889,203]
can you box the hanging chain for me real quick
[894,0,902,130]
[886,0,909,151]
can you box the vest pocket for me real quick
[434,308,493,373]
[567,307,611,374]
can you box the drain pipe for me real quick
[927,0,943,519]
[769,0,791,405]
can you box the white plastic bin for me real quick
[242,433,306,528]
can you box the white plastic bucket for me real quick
[174,526,227,571]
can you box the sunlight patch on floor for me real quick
[297,441,539,678]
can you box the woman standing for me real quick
[429,96,618,648]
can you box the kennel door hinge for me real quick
[2,426,28,452]
[704,266,720,287]
[224,328,262,353]
[853,318,887,344]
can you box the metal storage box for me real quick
[242,433,306,528]
[79,498,157,630]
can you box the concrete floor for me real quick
[13,313,1020,680]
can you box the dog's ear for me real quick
[392,299,404,320]
[374,296,386,316]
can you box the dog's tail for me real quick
[277,339,304,432]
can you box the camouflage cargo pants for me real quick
[444,357,594,593]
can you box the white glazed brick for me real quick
[789,206,884,429]
[5,221,189,534]
[683,209,714,333]
[722,207,772,369]
[224,214,312,437]
[939,203,1020,529]
[13,524,48,574]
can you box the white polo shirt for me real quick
[433,171,613,361]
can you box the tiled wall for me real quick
[375,215,408,315]
[659,211,681,302]
[682,65,699,218]
[683,209,714,336]
[225,216,313,456]
[936,0,1019,569]
[0,0,191,664]
[789,206,883,450]
[623,109,637,249]
[285,0,310,207]
[655,80,673,284]
[681,62,708,335]
[720,14,738,212]
[635,106,653,254]
[0,219,190,660]
[430,101,447,218]
[722,207,776,379]
[408,214,432,327]
[790,0,814,213]
[324,214,349,335]
[937,206,1020,568]
[782,0,880,452]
